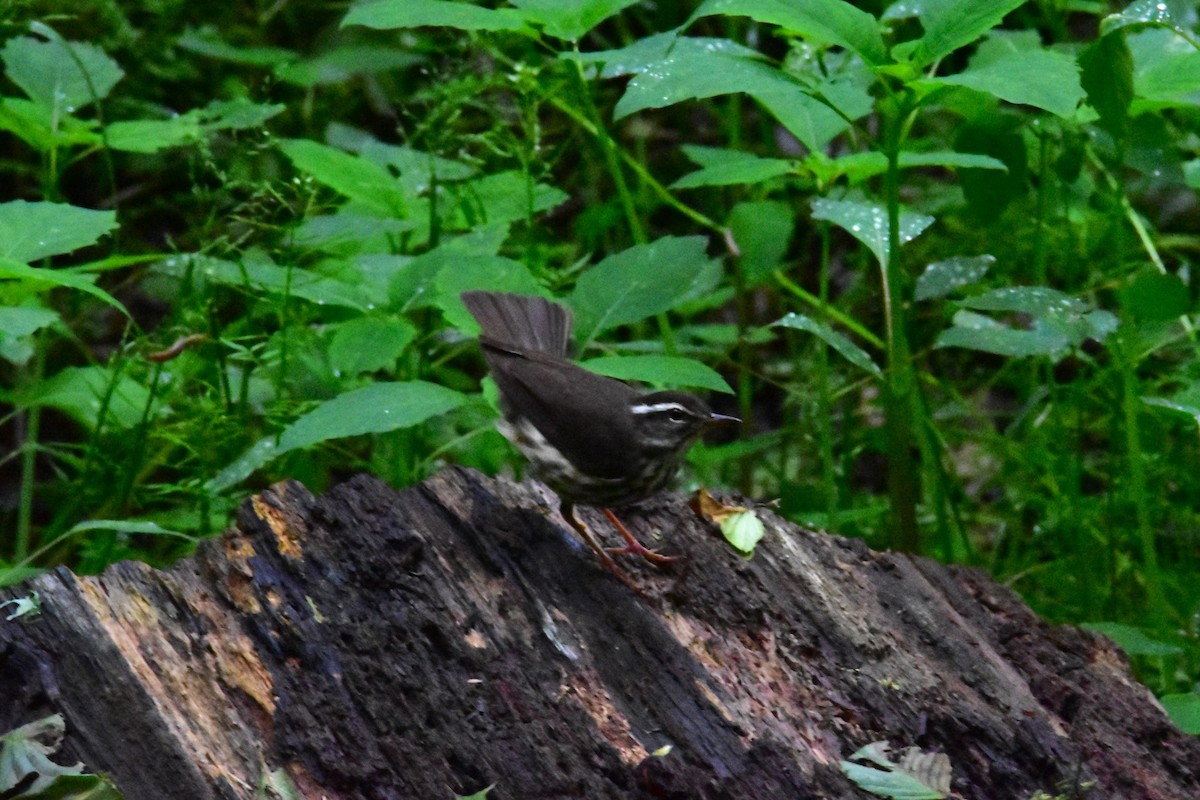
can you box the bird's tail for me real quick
[460,291,572,358]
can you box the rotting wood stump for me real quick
[2,468,1198,799]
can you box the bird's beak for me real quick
[706,412,741,428]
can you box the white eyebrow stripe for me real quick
[630,402,689,415]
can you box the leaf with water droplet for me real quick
[775,313,881,378]
[915,255,995,301]
[810,199,934,268]
[1101,0,1192,37]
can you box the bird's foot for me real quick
[603,508,680,565]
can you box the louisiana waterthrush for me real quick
[461,290,738,573]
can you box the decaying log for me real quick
[2,468,1198,799]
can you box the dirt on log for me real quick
[1,468,1197,800]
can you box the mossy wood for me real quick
[1,470,1197,799]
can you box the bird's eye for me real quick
[667,408,688,423]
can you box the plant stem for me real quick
[881,101,920,553]
[16,343,47,562]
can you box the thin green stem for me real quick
[773,270,884,350]
[15,344,46,562]
[816,223,839,526]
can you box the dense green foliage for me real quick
[1,0,1199,729]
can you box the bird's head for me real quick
[629,390,740,455]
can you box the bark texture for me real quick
[2,468,1197,799]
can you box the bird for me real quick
[460,290,739,575]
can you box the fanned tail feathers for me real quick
[461,291,572,358]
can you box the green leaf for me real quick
[510,0,640,41]
[0,715,85,795]
[821,151,1007,184]
[275,45,423,86]
[0,34,124,111]
[1082,622,1184,656]
[278,381,467,453]
[0,259,128,316]
[447,171,568,228]
[279,139,409,217]
[107,98,284,154]
[568,236,721,343]
[720,509,765,556]
[914,255,994,301]
[1126,29,1200,109]
[729,200,794,286]
[210,382,467,492]
[163,254,374,311]
[435,256,546,331]
[672,156,793,188]
[841,742,950,800]
[1119,270,1190,322]
[1142,382,1200,426]
[775,313,881,377]
[1101,0,1195,38]
[810,199,934,268]
[1160,692,1200,735]
[454,785,495,800]
[14,365,153,429]
[342,0,532,33]
[0,306,59,338]
[581,355,733,393]
[925,33,1085,118]
[960,285,1086,316]
[328,317,417,377]
[1079,33,1133,139]
[689,0,887,65]
[891,0,1026,67]
[934,310,1069,357]
[608,38,808,120]
[176,27,296,65]
[0,201,119,263]
[64,519,190,539]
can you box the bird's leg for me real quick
[602,508,681,564]
[561,503,629,578]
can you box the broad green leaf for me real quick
[357,137,475,190]
[162,254,374,311]
[810,199,934,268]
[65,519,190,538]
[13,364,152,429]
[935,304,1117,359]
[176,27,296,65]
[776,313,881,377]
[1126,29,1200,108]
[689,0,887,65]
[0,306,59,338]
[0,201,118,262]
[960,286,1087,316]
[435,256,546,331]
[0,96,102,151]
[1083,622,1184,656]
[569,33,761,79]
[820,151,1007,184]
[105,117,204,153]
[446,171,568,227]
[276,46,423,87]
[510,0,640,41]
[278,381,467,453]
[0,259,128,316]
[581,354,734,393]
[925,35,1085,118]
[729,200,794,286]
[1101,0,1196,38]
[328,317,417,377]
[841,742,949,800]
[342,0,531,33]
[914,255,994,301]
[0,35,123,111]
[1119,270,1190,322]
[672,156,794,188]
[1079,32,1133,138]
[0,306,59,366]
[1142,383,1200,426]
[1160,692,1200,735]
[568,236,721,343]
[720,510,765,556]
[294,214,416,255]
[278,139,408,217]
[891,0,1025,67]
[211,382,467,492]
[609,39,807,120]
